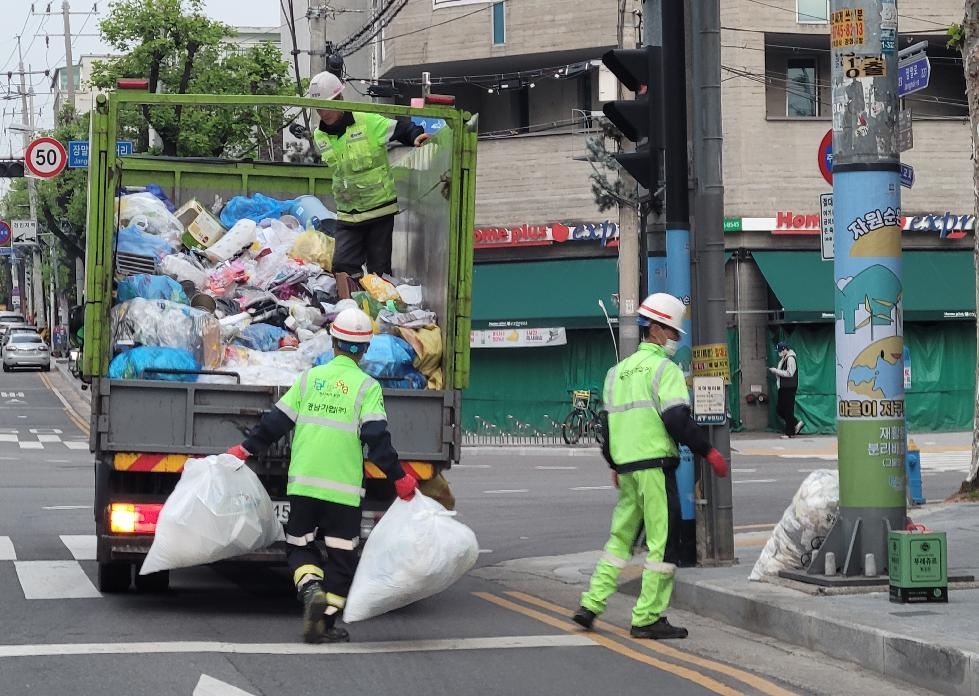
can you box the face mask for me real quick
[663,338,679,357]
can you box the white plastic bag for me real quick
[343,492,478,622]
[140,453,284,575]
[749,469,839,581]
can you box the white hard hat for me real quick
[637,293,687,334]
[330,308,374,343]
[307,71,345,101]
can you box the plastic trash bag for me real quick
[159,253,209,289]
[289,230,335,271]
[219,193,293,228]
[204,218,257,263]
[116,274,189,304]
[749,469,839,581]
[360,334,416,379]
[140,453,285,575]
[378,369,427,390]
[117,223,176,261]
[235,323,289,352]
[361,273,401,304]
[111,298,222,369]
[343,492,478,622]
[117,192,184,245]
[107,346,200,381]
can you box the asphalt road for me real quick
[0,368,944,696]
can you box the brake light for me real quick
[109,503,163,534]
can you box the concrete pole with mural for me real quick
[809,0,907,577]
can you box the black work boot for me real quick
[300,581,329,644]
[630,616,689,639]
[571,606,597,630]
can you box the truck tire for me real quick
[98,561,132,593]
[134,569,170,593]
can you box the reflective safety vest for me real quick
[313,112,399,224]
[276,355,387,506]
[602,342,690,468]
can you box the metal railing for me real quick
[462,414,602,447]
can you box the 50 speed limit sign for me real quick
[25,137,68,178]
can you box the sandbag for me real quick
[140,454,284,574]
[343,492,478,622]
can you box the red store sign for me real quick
[473,221,620,249]
[766,211,975,239]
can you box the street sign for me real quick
[24,137,67,178]
[820,193,834,261]
[897,109,913,152]
[898,54,930,98]
[11,220,37,244]
[900,163,915,189]
[0,220,10,246]
[818,129,833,185]
[67,140,134,168]
[692,376,726,425]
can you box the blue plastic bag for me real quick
[379,369,427,390]
[220,193,294,228]
[117,274,189,304]
[234,323,289,352]
[360,335,416,379]
[108,346,200,381]
[116,224,175,260]
[314,348,336,366]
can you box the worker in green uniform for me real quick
[227,308,418,644]
[572,293,729,639]
[306,70,431,278]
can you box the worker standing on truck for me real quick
[226,307,418,644]
[571,293,729,640]
[306,70,431,278]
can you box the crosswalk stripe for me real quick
[64,441,88,450]
[0,434,18,443]
[18,441,43,449]
[0,536,15,560]
[37,434,61,443]
[13,561,101,599]
[60,535,97,561]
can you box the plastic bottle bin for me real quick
[291,195,336,233]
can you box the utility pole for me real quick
[62,1,76,114]
[17,39,44,328]
[690,0,734,563]
[810,0,905,577]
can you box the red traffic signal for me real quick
[0,160,25,178]
[601,46,663,146]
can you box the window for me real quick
[786,58,818,117]
[492,2,505,45]
[797,0,828,23]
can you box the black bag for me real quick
[598,410,614,468]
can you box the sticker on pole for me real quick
[25,137,68,179]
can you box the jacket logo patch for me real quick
[314,378,326,391]
[335,379,349,394]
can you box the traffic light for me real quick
[601,46,663,190]
[0,160,25,178]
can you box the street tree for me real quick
[89,0,295,158]
[950,7,979,492]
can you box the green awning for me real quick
[472,258,619,329]
[752,251,976,322]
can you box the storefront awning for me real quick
[471,258,619,329]
[752,251,976,322]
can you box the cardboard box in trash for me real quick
[176,199,226,249]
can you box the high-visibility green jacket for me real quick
[602,342,690,471]
[314,112,399,223]
[275,355,388,506]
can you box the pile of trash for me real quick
[106,186,443,389]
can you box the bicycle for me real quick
[561,389,605,445]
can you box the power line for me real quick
[739,0,952,30]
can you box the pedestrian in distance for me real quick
[769,340,804,438]
[572,293,729,640]
[226,307,418,644]
[306,71,432,278]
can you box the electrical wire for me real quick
[740,0,952,31]
[378,0,507,44]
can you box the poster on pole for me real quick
[820,193,834,260]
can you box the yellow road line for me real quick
[505,591,798,696]
[40,373,90,435]
[473,591,745,696]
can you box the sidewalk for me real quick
[669,501,979,696]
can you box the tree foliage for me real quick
[89,0,296,157]
[586,118,639,213]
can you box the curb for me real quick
[670,575,979,696]
[462,446,600,457]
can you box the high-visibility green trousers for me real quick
[580,466,680,628]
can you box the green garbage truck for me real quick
[82,86,477,592]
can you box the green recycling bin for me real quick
[888,530,948,603]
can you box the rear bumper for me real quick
[98,534,289,564]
